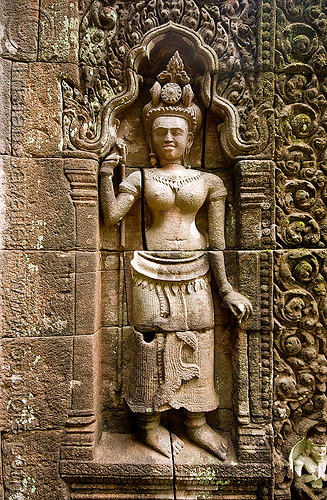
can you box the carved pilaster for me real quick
[231,251,274,466]
[61,158,101,461]
[236,160,276,250]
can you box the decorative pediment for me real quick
[62,0,271,160]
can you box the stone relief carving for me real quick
[292,424,327,499]
[275,3,327,249]
[62,0,269,159]
[99,52,252,460]
[60,0,274,497]
[274,249,327,498]
[274,1,327,498]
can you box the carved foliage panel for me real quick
[274,249,327,496]
[274,3,327,498]
[78,0,258,92]
[275,1,327,249]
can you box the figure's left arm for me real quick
[206,174,252,323]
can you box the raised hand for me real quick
[99,153,122,177]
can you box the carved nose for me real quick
[164,131,173,142]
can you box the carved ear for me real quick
[182,84,194,107]
[108,117,120,137]
[150,81,161,106]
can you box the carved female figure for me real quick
[100,52,252,460]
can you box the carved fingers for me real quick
[100,153,122,176]
[222,291,253,323]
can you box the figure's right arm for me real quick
[100,159,141,226]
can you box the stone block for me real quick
[101,252,123,327]
[11,62,79,157]
[214,351,233,409]
[124,198,143,251]
[71,331,101,412]
[2,430,69,499]
[39,0,79,63]
[101,327,120,408]
[0,0,40,61]
[203,110,227,170]
[0,337,73,432]
[75,202,100,251]
[76,251,100,273]
[0,250,75,338]
[0,58,11,155]
[1,156,75,250]
[76,270,101,335]
[75,253,101,336]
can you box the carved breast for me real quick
[145,169,207,214]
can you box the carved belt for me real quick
[131,251,210,281]
[131,251,210,317]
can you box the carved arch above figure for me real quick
[62,8,270,161]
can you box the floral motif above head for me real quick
[143,51,202,136]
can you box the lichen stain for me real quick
[50,15,79,59]
[8,475,36,500]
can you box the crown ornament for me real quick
[143,51,202,136]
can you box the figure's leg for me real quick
[183,410,228,460]
[137,412,184,458]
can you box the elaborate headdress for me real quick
[143,51,202,137]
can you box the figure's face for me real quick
[308,440,327,462]
[151,116,193,165]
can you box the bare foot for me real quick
[140,424,184,458]
[172,433,184,457]
[185,422,228,460]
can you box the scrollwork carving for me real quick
[63,0,265,157]
[276,5,327,250]
[274,250,327,498]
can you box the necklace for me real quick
[147,168,204,190]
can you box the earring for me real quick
[149,153,157,167]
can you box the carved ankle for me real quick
[137,413,160,431]
[183,411,206,429]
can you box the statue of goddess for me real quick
[100,52,252,460]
